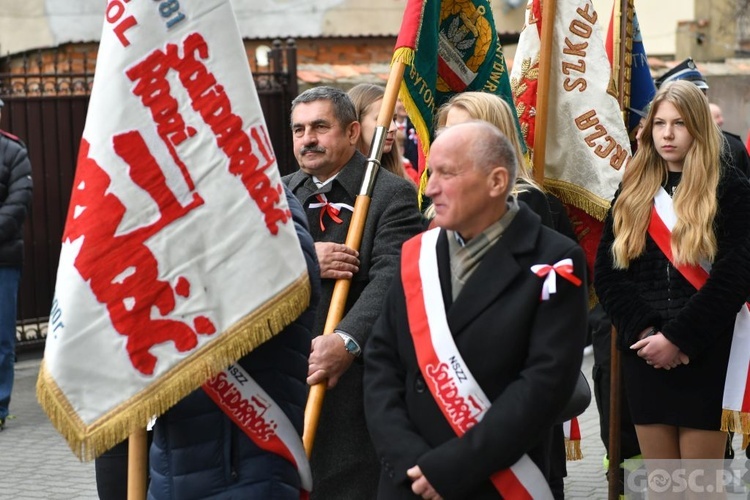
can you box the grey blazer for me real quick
[284,150,423,499]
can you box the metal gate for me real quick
[0,40,298,351]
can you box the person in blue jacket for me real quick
[146,185,321,500]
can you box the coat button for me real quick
[415,376,426,393]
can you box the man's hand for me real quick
[315,242,359,279]
[407,466,443,500]
[307,334,356,388]
[631,333,687,370]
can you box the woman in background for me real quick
[348,83,418,184]
[432,91,554,229]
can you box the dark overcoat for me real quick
[363,204,589,499]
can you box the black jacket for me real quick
[0,130,33,267]
[722,130,750,178]
[594,165,750,357]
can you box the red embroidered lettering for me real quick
[64,138,214,375]
[425,363,478,431]
[205,373,278,441]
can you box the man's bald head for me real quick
[426,121,519,240]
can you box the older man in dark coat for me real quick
[363,122,588,499]
[283,86,423,499]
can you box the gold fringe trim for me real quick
[721,408,750,437]
[391,47,415,66]
[543,178,612,222]
[397,81,432,210]
[565,438,583,461]
[37,273,311,461]
[418,168,429,209]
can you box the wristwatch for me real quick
[335,331,361,357]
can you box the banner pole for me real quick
[531,0,556,186]
[608,3,631,498]
[608,327,622,500]
[127,428,148,500]
[303,60,407,457]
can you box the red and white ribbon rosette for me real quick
[308,194,354,231]
[530,258,582,301]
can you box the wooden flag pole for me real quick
[303,60,407,457]
[531,0,556,185]
[608,3,631,499]
[127,428,148,500]
[608,327,622,500]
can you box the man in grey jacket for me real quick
[284,86,423,499]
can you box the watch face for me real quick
[345,339,360,355]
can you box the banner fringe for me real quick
[397,80,432,210]
[721,408,750,438]
[36,273,311,461]
[565,438,583,461]
[543,179,611,222]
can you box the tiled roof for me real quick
[297,63,391,86]
[297,58,750,86]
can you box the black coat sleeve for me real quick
[516,182,553,229]
[593,188,662,349]
[0,137,33,244]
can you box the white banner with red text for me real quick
[36,0,310,460]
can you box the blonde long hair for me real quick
[436,92,540,192]
[611,81,721,268]
[347,83,409,180]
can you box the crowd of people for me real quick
[71,62,750,499]
[5,54,750,499]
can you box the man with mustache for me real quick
[283,86,423,499]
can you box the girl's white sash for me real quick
[649,187,750,436]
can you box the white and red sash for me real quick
[401,229,554,500]
[203,364,312,498]
[649,187,750,437]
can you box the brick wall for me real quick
[2,36,397,95]
[246,36,396,66]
